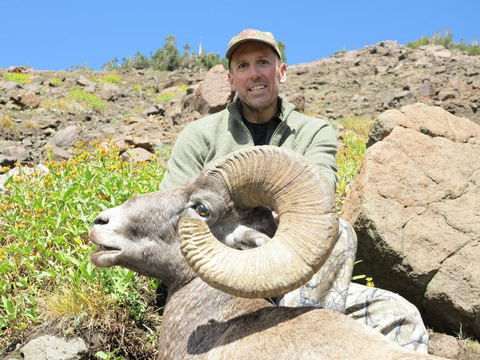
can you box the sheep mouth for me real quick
[89,243,122,268]
[94,244,121,254]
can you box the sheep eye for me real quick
[195,203,209,217]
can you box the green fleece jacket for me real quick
[159,98,338,191]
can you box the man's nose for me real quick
[249,65,261,79]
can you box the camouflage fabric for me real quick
[225,29,282,60]
[278,218,429,354]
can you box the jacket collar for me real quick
[227,97,296,123]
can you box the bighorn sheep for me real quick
[89,146,445,359]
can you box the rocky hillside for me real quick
[1,41,479,173]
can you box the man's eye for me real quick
[195,203,209,217]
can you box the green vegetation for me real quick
[100,74,122,85]
[103,34,288,72]
[3,73,31,84]
[154,93,174,103]
[277,40,287,63]
[154,85,189,103]
[68,86,106,112]
[50,77,63,87]
[0,141,167,357]
[407,28,480,55]
[335,117,374,210]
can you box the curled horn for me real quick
[178,146,338,298]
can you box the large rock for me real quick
[20,335,87,360]
[191,64,234,114]
[47,125,83,149]
[342,103,480,338]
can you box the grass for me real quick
[154,85,188,103]
[0,119,373,357]
[0,113,16,133]
[0,141,167,358]
[3,73,31,84]
[68,86,106,112]
[335,117,374,210]
[101,75,122,85]
[50,77,63,87]
[154,93,173,102]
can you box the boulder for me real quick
[191,64,234,114]
[47,125,83,149]
[342,103,480,338]
[122,147,152,164]
[20,335,87,360]
[10,89,40,108]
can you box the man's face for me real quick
[228,42,287,116]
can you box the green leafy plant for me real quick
[3,73,31,84]
[154,93,174,102]
[101,75,122,85]
[68,86,106,112]
[0,141,166,356]
[50,77,63,87]
[335,117,374,209]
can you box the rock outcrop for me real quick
[342,103,480,338]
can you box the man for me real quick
[160,29,429,353]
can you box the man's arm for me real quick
[303,122,339,192]
[159,122,210,191]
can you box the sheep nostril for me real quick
[94,216,109,226]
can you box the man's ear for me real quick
[228,72,237,92]
[279,63,287,84]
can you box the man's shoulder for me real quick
[286,109,331,128]
[181,108,231,135]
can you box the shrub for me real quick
[3,73,31,84]
[101,75,122,85]
[0,141,167,357]
[154,93,174,102]
[50,77,63,87]
[68,87,106,112]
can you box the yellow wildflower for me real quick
[366,277,375,287]
[2,166,9,172]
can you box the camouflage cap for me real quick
[225,29,282,61]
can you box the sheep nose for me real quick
[93,214,109,226]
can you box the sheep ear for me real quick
[178,146,338,299]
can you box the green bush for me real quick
[0,141,167,357]
[101,74,122,84]
[68,87,106,112]
[3,73,31,84]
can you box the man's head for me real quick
[226,29,287,123]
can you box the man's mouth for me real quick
[249,84,267,92]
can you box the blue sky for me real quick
[1,0,478,71]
